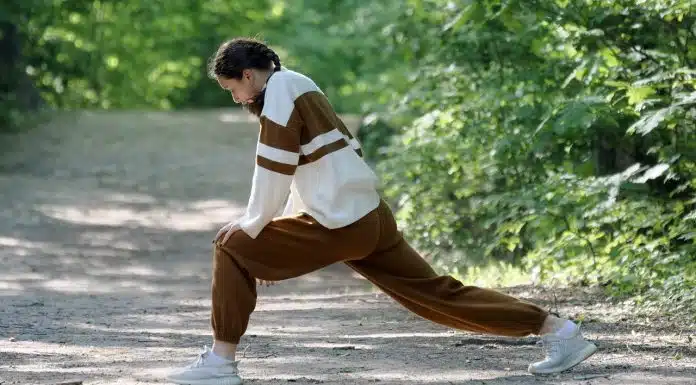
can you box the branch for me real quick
[633,46,664,68]
[547,210,599,272]
[560,214,598,267]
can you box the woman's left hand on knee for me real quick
[257,279,276,287]
[215,221,241,244]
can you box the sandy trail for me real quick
[0,110,694,385]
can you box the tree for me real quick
[0,4,42,130]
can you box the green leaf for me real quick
[683,211,696,221]
[632,164,670,184]
[627,108,672,135]
[562,59,587,88]
[627,86,656,106]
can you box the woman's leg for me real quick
[210,209,381,357]
[347,240,549,336]
[344,201,596,374]
[168,210,382,385]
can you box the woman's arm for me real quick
[237,76,301,239]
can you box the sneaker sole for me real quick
[166,376,243,385]
[529,342,598,375]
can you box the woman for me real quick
[166,37,597,385]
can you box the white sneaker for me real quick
[528,327,597,374]
[166,346,243,385]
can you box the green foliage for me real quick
[1,0,399,128]
[364,0,696,315]
[3,0,695,315]
[15,0,275,110]
[266,0,420,113]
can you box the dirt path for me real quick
[0,110,694,385]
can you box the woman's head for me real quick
[208,37,281,116]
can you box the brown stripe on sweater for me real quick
[294,92,356,146]
[298,138,349,165]
[260,113,302,153]
[257,155,297,175]
[335,121,356,144]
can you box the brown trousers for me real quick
[212,200,548,344]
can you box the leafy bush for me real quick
[363,0,696,315]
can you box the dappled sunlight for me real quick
[0,341,102,356]
[0,235,52,257]
[255,300,376,312]
[242,324,455,341]
[92,265,167,278]
[172,291,379,308]
[244,374,332,383]
[261,291,377,301]
[245,325,324,337]
[0,189,246,297]
[39,272,208,295]
[100,192,158,204]
[37,198,245,231]
[340,331,458,340]
[0,341,198,383]
[298,273,337,284]
[71,323,212,337]
[40,277,162,294]
[242,355,326,365]
[293,342,376,350]
[76,230,146,251]
[351,369,518,382]
[0,235,45,248]
[0,281,23,291]
[7,365,122,375]
[0,272,45,281]
[0,272,45,295]
[15,266,206,296]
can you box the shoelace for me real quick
[189,347,211,368]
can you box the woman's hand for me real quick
[215,223,275,287]
[215,221,241,244]
[257,279,276,287]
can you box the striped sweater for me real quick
[237,68,381,239]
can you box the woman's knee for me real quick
[213,231,256,271]
[215,229,250,251]
[212,241,253,280]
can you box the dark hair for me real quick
[208,37,281,116]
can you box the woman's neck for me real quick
[253,69,274,92]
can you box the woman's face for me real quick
[217,69,259,105]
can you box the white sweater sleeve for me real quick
[237,77,301,239]
[274,191,292,218]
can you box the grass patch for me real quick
[432,259,531,288]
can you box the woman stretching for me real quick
[166,37,597,385]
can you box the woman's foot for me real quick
[166,346,242,385]
[528,320,598,374]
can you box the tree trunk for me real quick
[0,20,42,116]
